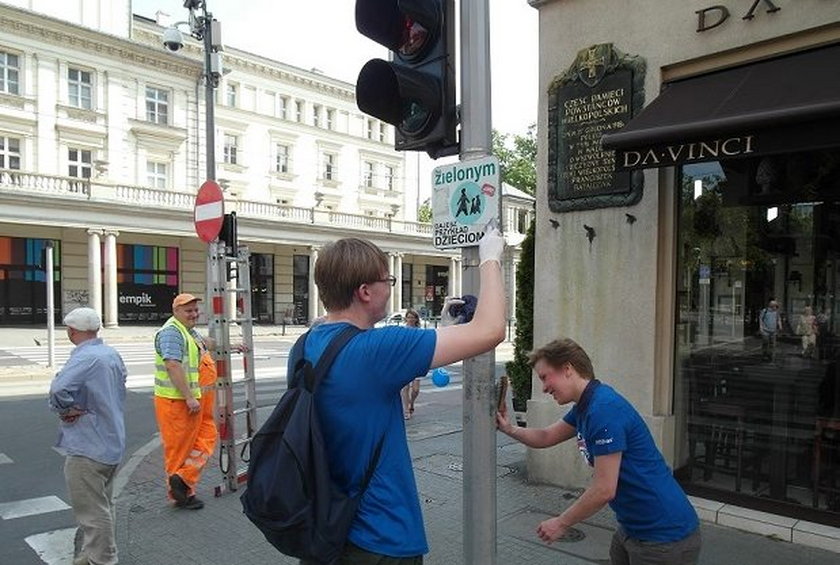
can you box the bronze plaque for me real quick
[548,44,646,212]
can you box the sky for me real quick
[131,0,538,136]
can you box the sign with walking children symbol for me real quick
[431,156,501,249]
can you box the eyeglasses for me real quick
[372,275,397,286]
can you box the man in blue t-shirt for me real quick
[300,227,505,564]
[497,338,701,565]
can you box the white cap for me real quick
[63,307,101,332]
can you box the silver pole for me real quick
[202,13,216,183]
[460,1,495,564]
[46,241,55,367]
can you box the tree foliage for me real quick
[417,198,432,223]
[492,124,537,195]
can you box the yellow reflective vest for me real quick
[154,316,200,399]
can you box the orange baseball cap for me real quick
[172,293,202,309]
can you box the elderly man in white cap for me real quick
[49,307,127,565]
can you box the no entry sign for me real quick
[194,180,224,243]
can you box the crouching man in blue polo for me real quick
[497,337,700,565]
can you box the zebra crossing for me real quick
[0,449,75,565]
[6,342,291,369]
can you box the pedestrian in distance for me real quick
[299,225,505,564]
[153,293,217,510]
[49,307,127,565]
[496,337,701,565]
[400,308,422,420]
[759,298,782,361]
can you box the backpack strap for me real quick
[306,325,363,393]
[289,325,381,491]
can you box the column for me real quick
[228,269,238,324]
[394,253,404,311]
[308,246,320,322]
[388,252,397,313]
[449,256,458,297]
[87,229,103,318]
[456,257,463,297]
[510,258,519,322]
[102,230,119,327]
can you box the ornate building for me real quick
[0,1,533,326]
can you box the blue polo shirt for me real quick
[302,322,436,557]
[564,381,698,542]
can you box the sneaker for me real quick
[176,495,205,510]
[168,474,189,505]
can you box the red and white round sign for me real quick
[194,180,224,243]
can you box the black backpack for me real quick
[240,325,383,564]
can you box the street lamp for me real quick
[163,0,223,181]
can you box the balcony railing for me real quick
[0,170,433,237]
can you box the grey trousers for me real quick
[64,455,119,565]
[609,527,701,565]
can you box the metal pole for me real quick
[460,2,495,565]
[203,13,216,182]
[46,241,55,368]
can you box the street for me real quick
[0,339,469,564]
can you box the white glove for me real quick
[479,224,504,266]
[440,297,466,327]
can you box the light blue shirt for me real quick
[49,337,128,465]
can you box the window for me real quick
[145,87,169,124]
[323,153,336,181]
[379,123,386,143]
[68,147,92,178]
[68,68,92,109]
[312,104,322,127]
[275,143,290,174]
[295,100,304,122]
[326,109,335,130]
[226,83,237,107]
[385,165,395,190]
[0,136,20,169]
[0,51,20,95]
[146,161,167,188]
[366,119,374,140]
[363,161,374,187]
[223,134,238,165]
[278,96,288,119]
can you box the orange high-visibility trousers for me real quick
[196,352,218,462]
[153,352,218,499]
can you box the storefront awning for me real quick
[602,44,840,170]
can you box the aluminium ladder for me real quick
[207,240,258,496]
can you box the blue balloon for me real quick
[431,368,450,387]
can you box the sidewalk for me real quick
[113,405,840,565]
[3,324,838,563]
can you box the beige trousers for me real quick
[64,455,119,565]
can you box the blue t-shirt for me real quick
[563,382,698,542]
[302,322,436,557]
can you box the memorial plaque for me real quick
[548,44,646,212]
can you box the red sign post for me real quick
[194,180,224,243]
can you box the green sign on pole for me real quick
[431,155,501,249]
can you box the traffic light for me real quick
[355,0,458,158]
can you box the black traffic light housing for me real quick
[356,0,458,158]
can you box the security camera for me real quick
[162,27,184,52]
